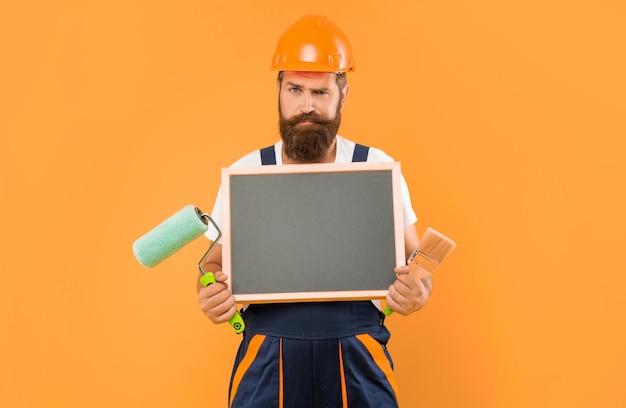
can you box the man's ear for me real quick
[340,84,350,110]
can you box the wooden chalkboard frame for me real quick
[221,162,405,303]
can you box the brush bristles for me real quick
[418,227,457,264]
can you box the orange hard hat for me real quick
[270,15,355,73]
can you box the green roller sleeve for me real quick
[133,205,209,268]
[200,273,245,334]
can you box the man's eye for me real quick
[289,88,301,93]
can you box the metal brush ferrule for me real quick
[408,249,440,274]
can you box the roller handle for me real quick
[199,273,245,334]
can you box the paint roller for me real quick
[132,205,245,334]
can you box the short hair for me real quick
[277,71,347,92]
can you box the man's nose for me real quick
[300,93,315,113]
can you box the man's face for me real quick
[278,71,348,163]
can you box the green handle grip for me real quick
[383,305,394,316]
[200,272,245,334]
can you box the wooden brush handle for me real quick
[407,251,437,280]
[409,262,433,280]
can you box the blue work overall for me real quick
[228,144,399,408]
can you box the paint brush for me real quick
[384,227,457,316]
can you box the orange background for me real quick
[2,1,625,407]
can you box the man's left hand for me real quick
[386,265,432,315]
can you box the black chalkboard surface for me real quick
[221,162,405,303]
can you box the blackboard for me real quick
[221,162,405,303]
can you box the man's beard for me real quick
[279,105,341,163]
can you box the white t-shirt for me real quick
[205,135,417,241]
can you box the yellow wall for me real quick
[2,1,625,407]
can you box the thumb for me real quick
[213,271,229,282]
[394,265,410,275]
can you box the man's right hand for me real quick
[198,271,238,324]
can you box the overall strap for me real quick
[352,143,370,162]
[260,145,277,165]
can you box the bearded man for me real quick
[197,15,431,408]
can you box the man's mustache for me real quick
[284,112,331,125]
